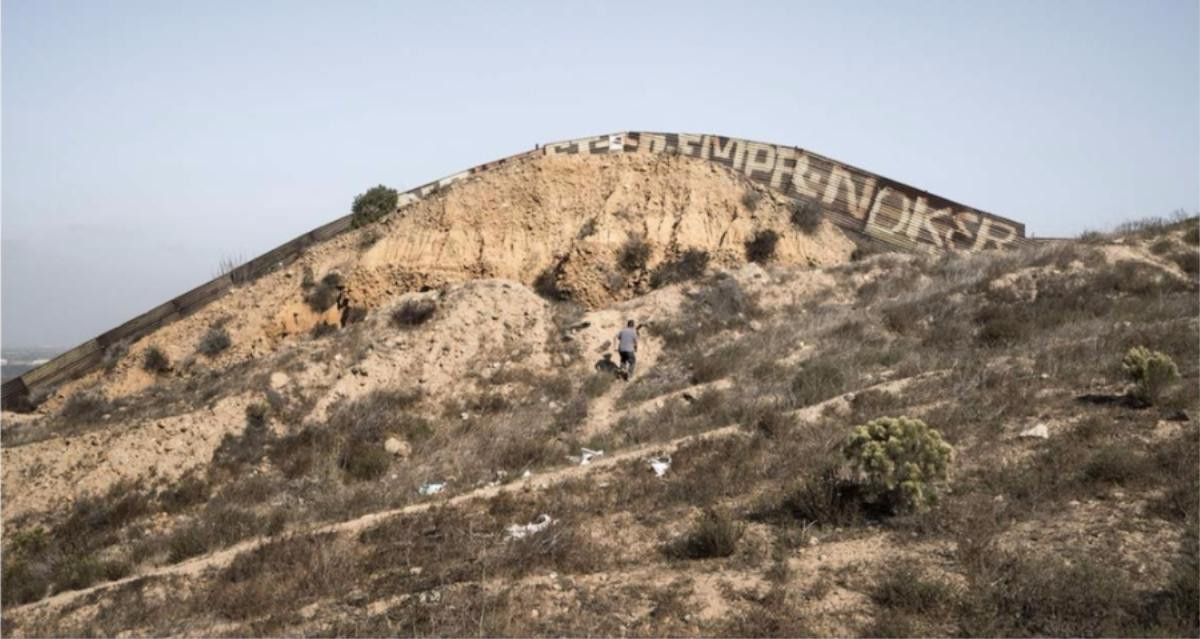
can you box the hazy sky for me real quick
[3,0,1197,348]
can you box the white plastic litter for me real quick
[1019,423,1049,439]
[577,448,604,465]
[521,470,532,478]
[649,455,672,477]
[506,514,552,540]
[419,482,446,495]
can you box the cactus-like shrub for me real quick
[843,416,952,512]
[1122,346,1180,406]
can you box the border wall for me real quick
[1,131,1027,409]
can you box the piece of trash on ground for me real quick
[419,481,446,495]
[575,447,604,465]
[649,455,671,477]
[1019,423,1049,439]
[506,514,552,540]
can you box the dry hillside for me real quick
[0,151,1197,637]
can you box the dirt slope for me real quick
[1,181,1196,636]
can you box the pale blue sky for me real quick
[3,0,1197,347]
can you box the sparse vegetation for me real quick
[351,185,399,228]
[744,229,779,264]
[305,272,343,312]
[101,340,129,373]
[60,390,112,422]
[1122,345,1180,406]
[142,345,170,374]
[649,248,710,288]
[618,235,651,272]
[5,210,1198,637]
[391,298,436,328]
[789,199,822,233]
[741,190,762,211]
[196,326,232,357]
[672,508,743,559]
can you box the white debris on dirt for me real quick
[505,514,552,540]
[1019,423,1050,439]
[649,455,672,477]
[576,448,604,465]
[418,482,446,496]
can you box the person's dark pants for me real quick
[619,350,636,378]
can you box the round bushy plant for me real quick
[1122,346,1179,406]
[744,229,780,264]
[843,416,952,512]
[351,185,399,228]
[142,346,171,374]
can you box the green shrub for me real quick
[744,229,780,264]
[843,416,953,512]
[1122,346,1180,405]
[196,327,232,357]
[673,509,743,559]
[142,346,170,374]
[789,199,822,234]
[618,235,651,273]
[351,185,399,228]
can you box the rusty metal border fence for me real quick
[1,132,1028,409]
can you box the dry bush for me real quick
[142,346,170,374]
[744,229,780,264]
[958,550,1142,636]
[778,464,867,526]
[310,321,337,339]
[975,304,1030,346]
[789,358,848,407]
[305,272,343,312]
[206,533,353,620]
[1171,249,1199,275]
[1082,444,1154,486]
[101,340,129,373]
[60,390,112,423]
[741,190,763,211]
[650,249,710,288]
[534,262,568,301]
[392,298,436,328]
[580,371,615,397]
[618,235,651,272]
[870,560,958,633]
[670,508,744,559]
[196,326,232,357]
[789,199,822,234]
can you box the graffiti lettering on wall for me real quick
[624,132,1023,251]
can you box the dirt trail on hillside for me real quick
[3,372,934,624]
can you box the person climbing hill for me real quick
[614,319,639,380]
